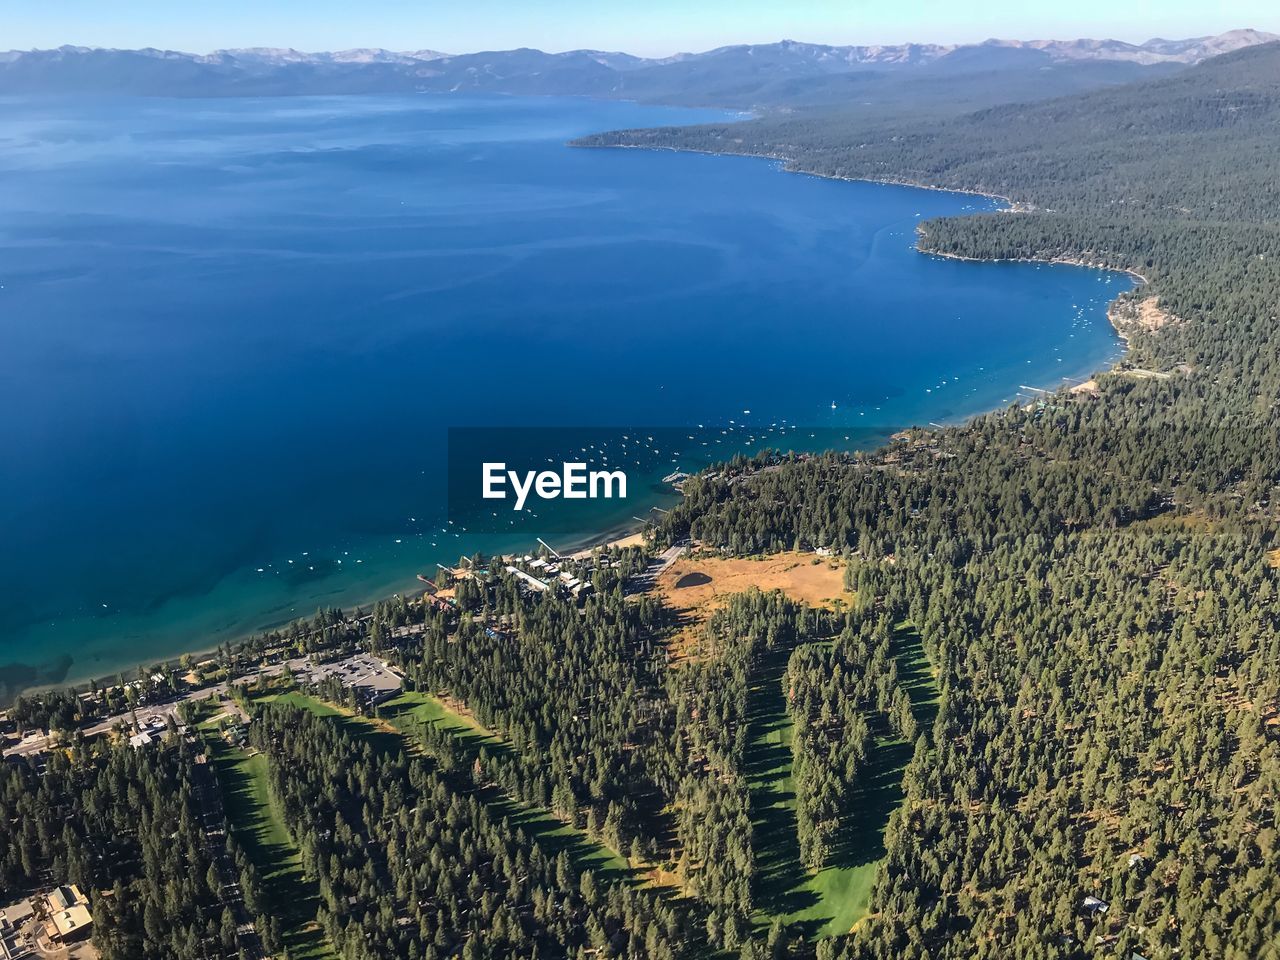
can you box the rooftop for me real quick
[48,904,92,939]
[0,902,33,926]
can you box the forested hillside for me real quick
[251,703,695,959]
[0,735,275,958]
[580,42,1280,393]
[0,39,1195,107]
[582,40,1280,960]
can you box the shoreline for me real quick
[922,247,1149,287]
[9,142,1140,710]
[572,141,1027,207]
[12,518,664,706]
[578,139,1151,280]
[923,248,1148,349]
[582,139,1147,370]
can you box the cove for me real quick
[0,93,1130,699]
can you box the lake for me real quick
[0,94,1129,698]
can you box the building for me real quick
[128,713,181,750]
[0,926,34,960]
[0,902,33,928]
[425,594,454,613]
[225,723,249,749]
[40,886,93,944]
[505,565,550,594]
[0,901,34,958]
[1081,895,1109,916]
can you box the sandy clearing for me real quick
[652,551,851,662]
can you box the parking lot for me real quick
[288,653,403,705]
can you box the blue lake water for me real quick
[0,94,1129,696]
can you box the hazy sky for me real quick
[8,0,1277,56]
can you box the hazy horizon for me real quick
[12,26,1280,59]
[6,0,1278,59]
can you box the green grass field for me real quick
[380,688,502,753]
[747,625,940,937]
[263,689,341,716]
[203,730,339,960]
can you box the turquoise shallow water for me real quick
[0,94,1129,697]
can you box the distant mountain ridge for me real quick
[957,27,1277,64]
[0,29,1274,105]
[21,27,1271,68]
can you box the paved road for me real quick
[629,543,688,593]
[3,652,402,759]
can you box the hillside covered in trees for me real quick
[578,40,1280,960]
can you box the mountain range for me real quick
[0,29,1275,107]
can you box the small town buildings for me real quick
[128,714,185,749]
[0,903,33,928]
[40,886,93,944]
[0,922,33,960]
[425,594,454,613]
[505,566,550,593]
[0,900,35,957]
[225,723,249,749]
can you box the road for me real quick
[3,652,402,759]
[629,542,688,593]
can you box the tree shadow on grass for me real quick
[742,624,941,938]
[829,624,938,873]
[745,645,819,920]
[829,732,910,871]
[890,624,940,734]
[376,693,641,887]
[206,739,335,960]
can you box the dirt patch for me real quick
[654,552,850,662]
[1136,298,1173,331]
[642,865,685,890]
[1109,295,1175,342]
[1266,548,1280,569]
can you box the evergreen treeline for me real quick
[251,702,698,959]
[0,738,263,958]
[668,589,838,931]
[784,609,919,872]
[400,574,672,857]
[581,38,1280,960]
[667,590,797,921]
